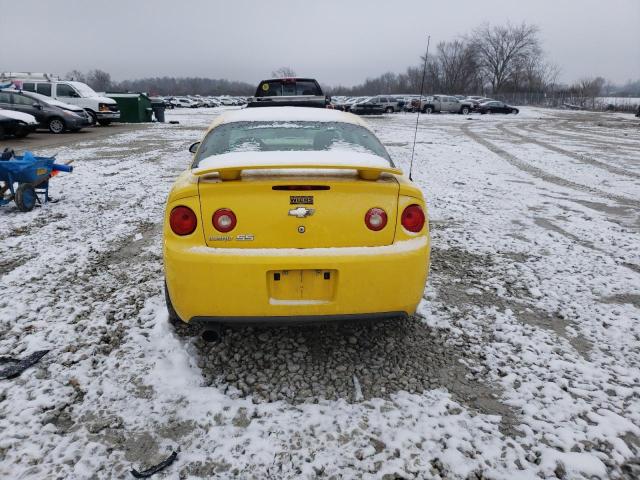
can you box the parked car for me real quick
[2,74,120,125]
[205,97,221,107]
[331,97,354,111]
[467,96,494,109]
[19,90,93,125]
[0,89,90,133]
[477,101,519,114]
[247,77,328,108]
[342,97,361,112]
[421,95,472,114]
[371,96,402,113]
[350,97,385,115]
[405,96,429,112]
[0,111,37,138]
[164,107,429,331]
[174,97,198,108]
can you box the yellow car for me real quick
[163,107,429,333]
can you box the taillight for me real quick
[213,208,237,232]
[169,206,197,235]
[401,204,425,232]
[365,208,387,231]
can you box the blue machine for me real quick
[0,151,73,212]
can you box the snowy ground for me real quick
[1,107,639,479]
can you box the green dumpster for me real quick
[105,93,153,123]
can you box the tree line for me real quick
[329,23,557,96]
[67,22,639,103]
[66,69,255,96]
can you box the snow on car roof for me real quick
[214,107,366,127]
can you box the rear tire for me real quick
[461,107,470,115]
[15,183,37,212]
[48,118,65,134]
[512,109,519,114]
[385,107,394,114]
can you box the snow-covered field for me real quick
[1,107,639,479]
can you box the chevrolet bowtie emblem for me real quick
[288,207,315,218]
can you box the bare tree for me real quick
[436,40,477,93]
[577,77,606,97]
[85,69,112,92]
[271,67,296,78]
[575,76,606,108]
[66,69,86,83]
[470,23,542,93]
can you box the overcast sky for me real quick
[1,0,638,86]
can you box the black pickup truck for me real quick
[247,78,330,108]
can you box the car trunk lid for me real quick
[198,173,399,249]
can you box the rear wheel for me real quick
[15,183,37,212]
[461,107,470,115]
[385,107,394,114]
[512,109,519,114]
[48,118,65,134]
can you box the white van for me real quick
[1,74,120,125]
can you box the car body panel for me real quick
[197,173,399,248]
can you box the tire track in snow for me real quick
[496,124,640,180]
[460,123,640,209]
[522,120,640,151]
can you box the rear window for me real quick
[256,80,322,97]
[193,121,392,167]
[22,83,36,92]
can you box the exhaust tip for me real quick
[202,329,221,343]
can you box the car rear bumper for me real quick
[191,311,407,327]
[164,237,430,323]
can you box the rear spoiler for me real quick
[192,163,403,181]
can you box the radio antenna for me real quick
[409,35,430,181]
